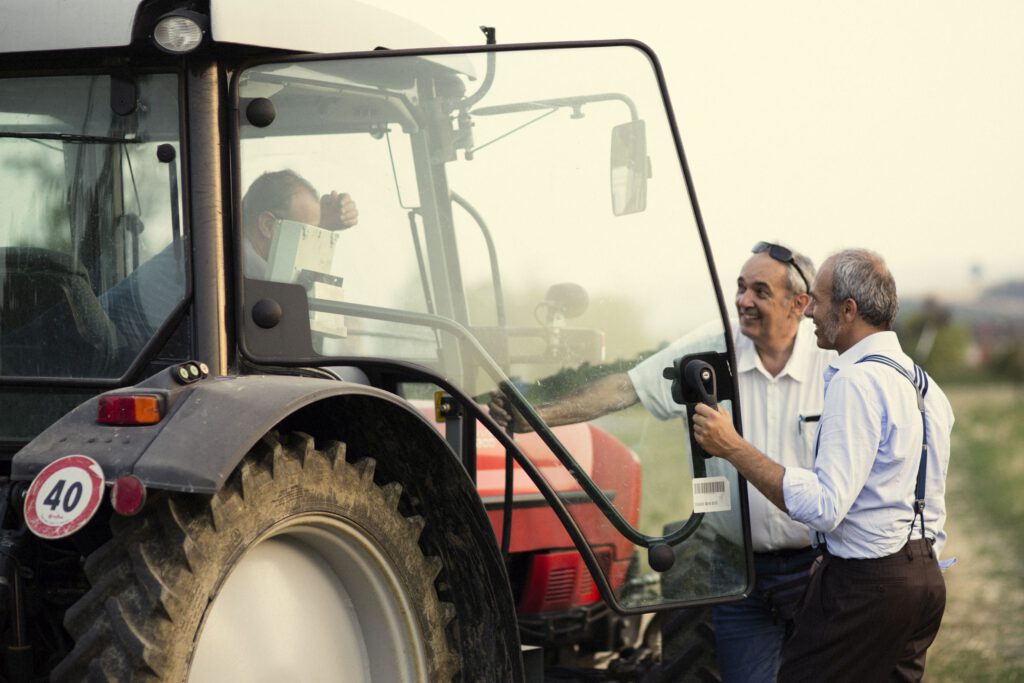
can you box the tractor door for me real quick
[234,42,752,612]
[0,71,189,441]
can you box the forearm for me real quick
[718,441,788,513]
[536,373,639,428]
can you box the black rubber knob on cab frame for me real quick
[246,97,277,128]
[156,143,176,163]
[251,299,283,329]
[648,543,675,572]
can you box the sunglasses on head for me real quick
[752,241,810,293]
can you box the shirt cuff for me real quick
[782,467,819,525]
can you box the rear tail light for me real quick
[517,550,601,614]
[97,394,163,426]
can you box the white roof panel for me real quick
[0,0,459,58]
[210,0,454,55]
[0,0,139,53]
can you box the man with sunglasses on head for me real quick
[490,241,835,683]
[692,249,952,682]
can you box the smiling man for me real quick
[490,241,835,682]
[693,248,954,682]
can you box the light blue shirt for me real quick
[782,331,954,559]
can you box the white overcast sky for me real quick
[370,0,1023,298]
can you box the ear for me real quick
[791,292,811,317]
[840,297,859,322]
[257,211,277,241]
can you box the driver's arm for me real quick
[319,191,359,230]
[489,372,639,433]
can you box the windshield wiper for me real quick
[0,132,141,144]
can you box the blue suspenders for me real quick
[855,354,931,548]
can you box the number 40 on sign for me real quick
[24,455,105,540]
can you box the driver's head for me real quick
[735,241,815,349]
[242,169,320,259]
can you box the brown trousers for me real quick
[778,538,946,683]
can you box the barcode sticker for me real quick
[692,476,731,513]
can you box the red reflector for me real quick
[110,475,147,516]
[97,395,162,425]
[517,551,601,614]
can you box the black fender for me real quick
[13,373,451,494]
[13,371,525,678]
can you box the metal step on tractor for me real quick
[0,1,755,680]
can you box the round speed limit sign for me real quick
[25,455,105,540]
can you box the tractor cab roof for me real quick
[0,0,460,61]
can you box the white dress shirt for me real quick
[783,331,954,559]
[629,318,835,552]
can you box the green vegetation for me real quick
[947,385,1024,566]
[989,343,1024,384]
[927,384,1024,682]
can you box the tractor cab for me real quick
[231,41,752,613]
[0,1,754,678]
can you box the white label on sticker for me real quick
[692,476,731,512]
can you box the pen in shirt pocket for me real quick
[798,414,820,434]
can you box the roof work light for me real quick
[152,10,208,54]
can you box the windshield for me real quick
[237,45,749,610]
[0,73,186,382]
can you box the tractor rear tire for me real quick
[659,606,721,682]
[51,431,462,682]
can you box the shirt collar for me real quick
[243,238,268,279]
[734,318,817,382]
[830,330,904,372]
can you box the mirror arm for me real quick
[461,27,497,110]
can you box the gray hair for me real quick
[829,248,899,327]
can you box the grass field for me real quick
[927,383,1024,682]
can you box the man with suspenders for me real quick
[693,248,954,682]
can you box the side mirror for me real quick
[610,120,648,216]
[542,282,589,323]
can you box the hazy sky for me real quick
[370,1,1023,298]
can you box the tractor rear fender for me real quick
[12,373,461,496]
[13,371,525,678]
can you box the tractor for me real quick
[0,1,753,679]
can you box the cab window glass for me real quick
[238,46,748,609]
[0,73,186,380]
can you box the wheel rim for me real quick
[189,514,428,683]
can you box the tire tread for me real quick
[53,431,461,682]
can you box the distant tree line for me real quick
[896,301,1024,384]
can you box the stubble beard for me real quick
[819,304,842,347]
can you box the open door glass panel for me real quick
[236,43,751,611]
